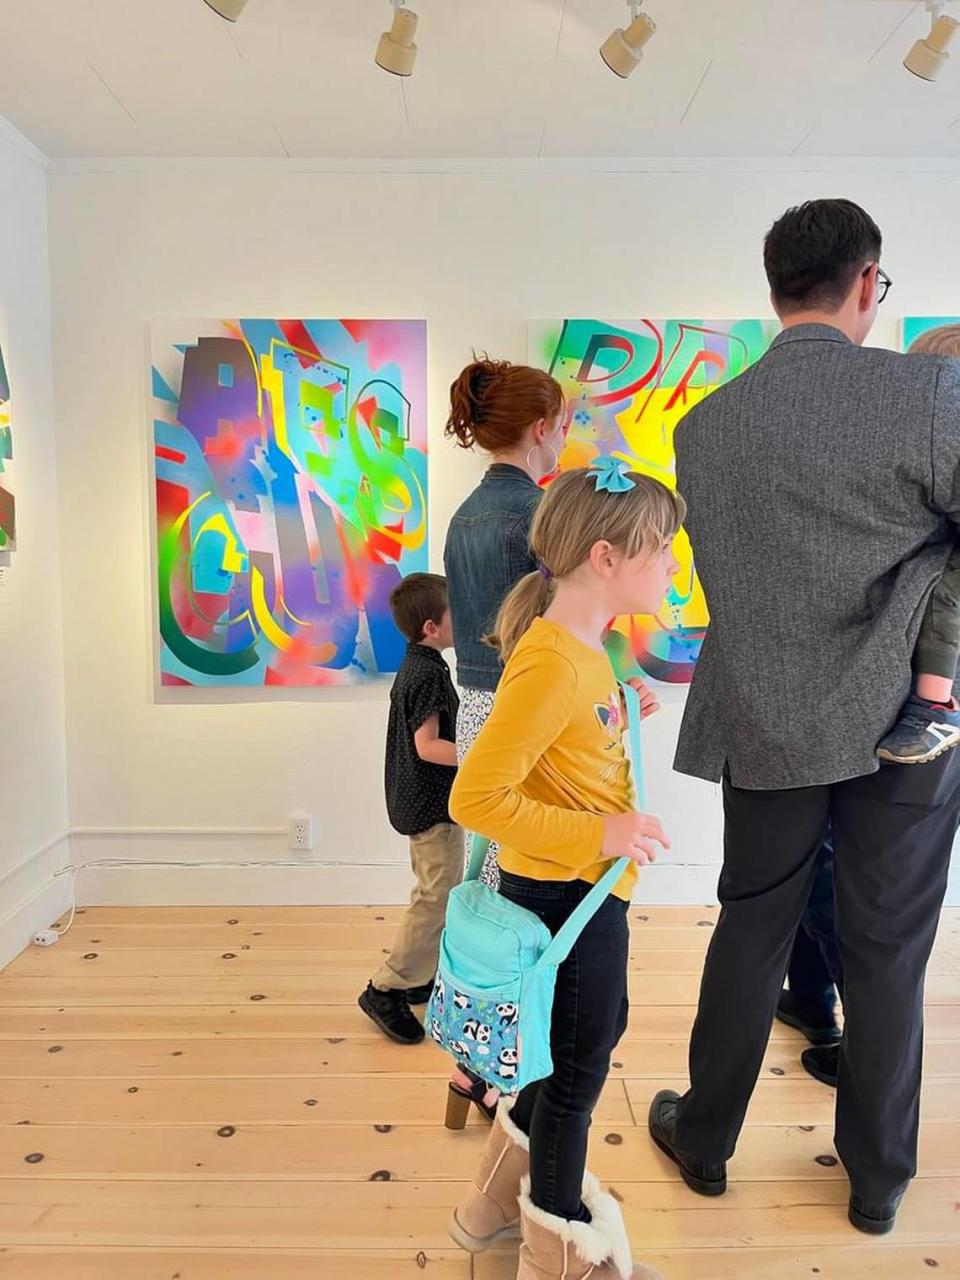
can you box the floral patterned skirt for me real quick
[456,687,500,889]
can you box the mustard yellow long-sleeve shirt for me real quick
[449,617,637,901]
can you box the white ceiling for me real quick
[0,0,958,160]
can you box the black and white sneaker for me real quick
[877,694,960,764]
[358,982,425,1045]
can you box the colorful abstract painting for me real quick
[151,319,428,687]
[0,330,13,553]
[529,319,777,684]
[903,316,960,353]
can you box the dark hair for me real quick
[763,199,882,314]
[445,356,564,452]
[389,573,448,644]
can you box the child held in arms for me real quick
[877,323,960,764]
[358,574,464,1044]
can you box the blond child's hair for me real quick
[907,323,960,358]
[490,468,686,661]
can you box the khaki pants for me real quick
[372,822,464,991]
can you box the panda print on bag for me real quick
[496,1047,519,1080]
[496,1003,519,1028]
[425,981,523,1091]
[463,1020,492,1041]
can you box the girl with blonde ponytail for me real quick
[448,463,685,1280]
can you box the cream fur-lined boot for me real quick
[448,1095,529,1253]
[517,1173,663,1280]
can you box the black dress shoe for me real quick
[405,977,436,1006]
[849,1192,903,1235]
[648,1089,727,1196]
[358,982,425,1045]
[801,1043,839,1089]
[776,989,842,1046]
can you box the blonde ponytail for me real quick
[490,570,555,662]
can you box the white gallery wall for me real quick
[47,158,960,907]
[0,125,71,965]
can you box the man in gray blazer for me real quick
[647,199,960,1235]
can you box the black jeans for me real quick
[500,870,630,1220]
[674,751,960,1204]
[787,830,844,1019]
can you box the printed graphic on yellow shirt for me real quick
[595,689,629,790]
[594,691,622,738]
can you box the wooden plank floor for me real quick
[0,906,958,1279]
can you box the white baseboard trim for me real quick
[75,863,721,907]
[62,829,960,910]
[0,834,73,971]
[0,829,71,888]
[75,862,421,907]
[70,835,722,907]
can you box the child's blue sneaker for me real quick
[876,694,960,764]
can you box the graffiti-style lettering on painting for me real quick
[152,319,428,686]
[530,319,776,684]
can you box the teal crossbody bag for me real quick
[424,681,645,1094]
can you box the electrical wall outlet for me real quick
[288,814,314,851]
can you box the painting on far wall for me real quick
[529,318,778,685]
[151,318,428,687]
[902,316,960,353]
[0,326,14,553]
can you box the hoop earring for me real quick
[527,444,560,481]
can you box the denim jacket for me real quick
[443,464,542,692]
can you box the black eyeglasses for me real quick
[870,265,893,304]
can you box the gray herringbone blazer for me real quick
[674,324,960,791]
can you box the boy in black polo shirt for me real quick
[359,573,464,1044]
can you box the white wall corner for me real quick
[0,833,72,971]
[0,113,49,171]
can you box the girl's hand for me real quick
[627,676,660,720]
[602,811,670,866]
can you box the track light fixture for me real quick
[600,0,657,79]
[376,0,419,78]
[202,0,249,20]
[904,1,959,81]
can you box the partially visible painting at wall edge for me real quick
[0,316,15,554]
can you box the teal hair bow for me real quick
[589,456,635,494]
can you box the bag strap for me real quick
[537,680,645,970]
[466,832,490,882]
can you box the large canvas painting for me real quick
[0,329,13,553]
[152,319,428,687]
[530,318,777,684]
